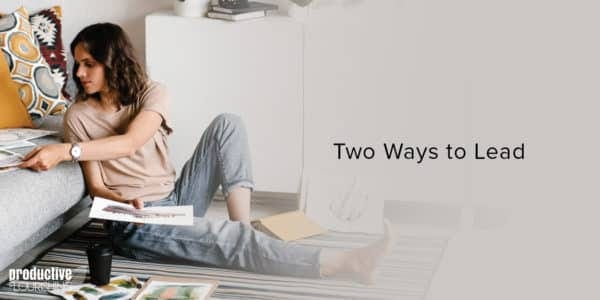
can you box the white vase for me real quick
[173,0,210,17]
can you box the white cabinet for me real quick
[146,12,303,193]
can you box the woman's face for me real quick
[74,43,108,95]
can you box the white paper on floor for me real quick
[301,174,384,234]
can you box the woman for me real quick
[19,23,392,284]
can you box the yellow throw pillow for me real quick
[0,53,33,128]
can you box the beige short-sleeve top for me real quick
[63,81,176,202]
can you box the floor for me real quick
[1,192,460,294]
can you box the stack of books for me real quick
[207,1,278,21]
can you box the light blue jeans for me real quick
[107,114,321,278]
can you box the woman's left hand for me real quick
[19,144,71,171]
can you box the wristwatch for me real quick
[70,143,82,162]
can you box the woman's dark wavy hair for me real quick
[70,23,172,134]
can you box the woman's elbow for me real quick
[124,146,137,157]
[125,145,137,157]
[120,135,139,157]
[88,184,102,198]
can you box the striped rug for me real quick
[0,222,448,300]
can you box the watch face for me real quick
[71,145,81,158]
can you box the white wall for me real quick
[146,13,304,193]
[301,0,600,211]
[1,0,172,82]
[303,0,467,205]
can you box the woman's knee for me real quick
[213,113,245,134]
[215,113,242,125]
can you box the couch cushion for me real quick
[0,116,85,270]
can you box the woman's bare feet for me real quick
[320,219,395,284]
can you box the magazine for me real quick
[0,167,18,173]
[90,197,194,226]
[0,149,23,168]
[49,275,144,300]
[0,128,57,146]
[0,140,36,150]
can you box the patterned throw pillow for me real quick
[0,7,68,119]
[30,6,69,100]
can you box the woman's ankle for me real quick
[318,220,394,283]
[319,249,345,277]
[226,187,251,223]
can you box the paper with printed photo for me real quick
[132,276,218,300]
[90,197,194,226]
[49,275,143,300]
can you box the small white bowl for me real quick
[173,0,210,17]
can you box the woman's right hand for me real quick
[19,144,71,171]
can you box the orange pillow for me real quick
[0,56,33,128]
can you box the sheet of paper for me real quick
[0,128,57,146]
[0,166,18,173]
[90,197,194,226]
[0,149,23,168]
[0,140,36,150]
[301,174,385,234]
